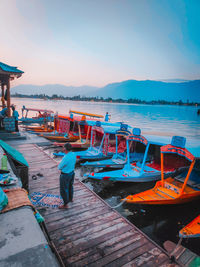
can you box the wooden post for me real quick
[6,78,11,117]
[161,152,164,187]
[78,124,82,141]
[179,159,195,195]
[1,83,6,108]
[86,125,90,142]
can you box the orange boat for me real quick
[31,127,54,133]
[22,125,45,131]
[42,134,79,142]
[123,136,200,205]
[179,215,200,238]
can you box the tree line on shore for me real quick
[12,93,199,106]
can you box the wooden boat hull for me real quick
[32,129,53,133]
[41,134,79,142]
[81,152,149,169]
[70,141,90,149]
[124,178,200,205]
[22,125,45,131]
[179,215,200,238]
[54,147,113,160]
[81,157,126,169]
[88,168,162,182]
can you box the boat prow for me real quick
[124,177,200,205]
[179,215,200,238]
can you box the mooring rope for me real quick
[111,199,126,209]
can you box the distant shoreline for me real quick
[12,94,200,106]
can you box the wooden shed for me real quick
[0,62,24,117]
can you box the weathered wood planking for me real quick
[16,144,177,267]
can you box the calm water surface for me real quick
[14,97,200,139]
[15,98,200,254]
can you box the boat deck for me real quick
[15,143,179,266]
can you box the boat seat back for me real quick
[132,128,141,136]
[171,136,186,148]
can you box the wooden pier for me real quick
[16,144,179,266]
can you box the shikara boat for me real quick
[41,111,104,142]
[82,127,146,169]
[54,121,122,160]
[40,114,81,142]
[179,215,200,238]
[52,120,97,149]
[67,120,98,149]
[124,136,200,204]
[87,133,182,182]
[19,106,54,124]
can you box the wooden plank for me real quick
[46,207,110,233]
[45,204,108,225]
[59,224,133,259]
[67,230,142,266]
[81,237,150,267]
[122,247,169,267]
[54,217,126,246]
[65,229,137,265]
[50,211,121,241]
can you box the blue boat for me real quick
[53,121,125,160]
[87,134,195,182]
[19,106,54,124]
[81,127,147,169]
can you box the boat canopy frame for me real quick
[160,136,196,196]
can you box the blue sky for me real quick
[0,0,200,86]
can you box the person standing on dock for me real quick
[0,107,7,130]
[105,112,111,122]
[11,106,19,132]
[58,143,76,209]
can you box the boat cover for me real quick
[0,140,29,167]
[127,134,148,145]
[161,145,195,162]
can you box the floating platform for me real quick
[15,143,179,266]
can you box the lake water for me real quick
[14,97,200,255]
[14,97,200,139]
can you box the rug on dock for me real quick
[30,192,63,208]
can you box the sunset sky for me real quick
[1,0,200,87]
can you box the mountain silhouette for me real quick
[12,79,200,102]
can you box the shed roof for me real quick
[0,62,24,74]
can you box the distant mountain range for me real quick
[12,79,200,102]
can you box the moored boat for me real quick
[40,114,82,142]
[82,127,147,170]
[54,121,123,160]
[87,133,184,182]
[179,215,200,238]
[41,111,104,142]
[19,106,54,124]
[123,136,200,204]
